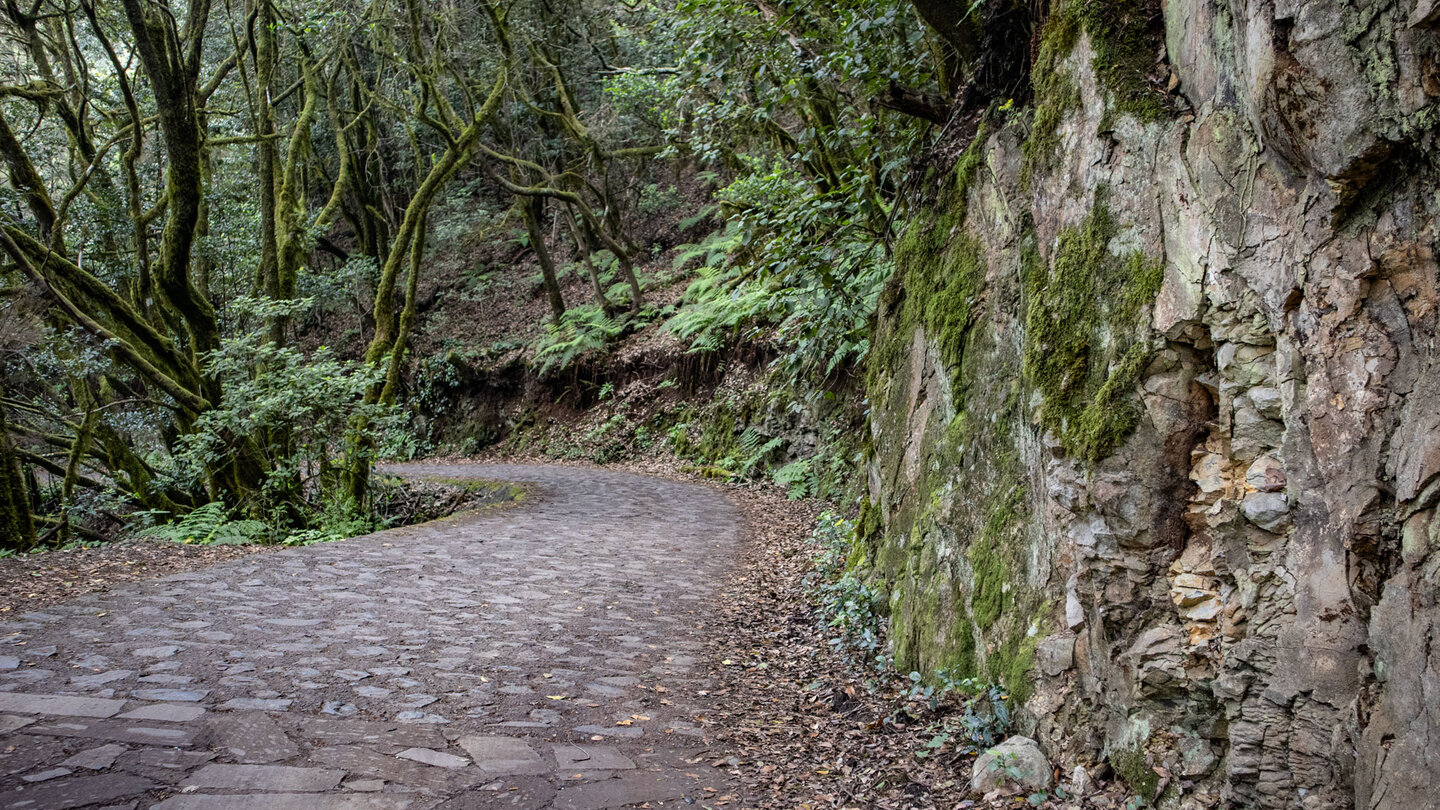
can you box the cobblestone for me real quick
[0,464,743,808]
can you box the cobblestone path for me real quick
[0,464,744,809]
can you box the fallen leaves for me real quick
[704,485,989,810]
[0,540,266,614]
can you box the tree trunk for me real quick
[563,204,613,315]
[347,66,510,506]
[0,382,35,552]
[58,397,97,546]
[120,0,220,360]
[524,196,567,323]
[254,0,282,342]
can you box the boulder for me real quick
[1037,635,1076,676]
[1240,491,1290,532]
[1068,764,1094,797]
[970,735,1052,792]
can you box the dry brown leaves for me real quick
[700,485,983,809]
[0,540,267,615]
[701,483,1113,810]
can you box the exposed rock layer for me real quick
[861,2,1440,807]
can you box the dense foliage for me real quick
[0,0,969,550]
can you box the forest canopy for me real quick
[0,0,1028,550]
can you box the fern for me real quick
[671,223,743,272]
[772,457,815,499]
[138,502,267,545]
[663,273,769,353]
[677,204,718,232]
[532,305,628,374]
[738,428,764,455]
[736,429,784,477]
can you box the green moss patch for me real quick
[863,116,1085,704]
[1077,0,1167,125]
[867,125,991,401]
[1022,5,1081,182]
[988,629,1040,705]
[1023,190,1162,461]
[1110,746,1162,803]
[1023,0,1168,180]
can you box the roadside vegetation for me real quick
[0,0,1173,803]
[0,0,945,551]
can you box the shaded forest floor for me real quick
[0,541,264,615]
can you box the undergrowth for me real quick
[135,499,375,547]
[806,511,1015,751]
[131,476,508,548]
[532,305,666,376]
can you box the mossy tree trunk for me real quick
[344,21,512,504]
[120,0,220,362]
[562,204,614,315]
[523,195,567,323]
[0,382,35,552]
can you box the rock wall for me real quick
[859,1,1440,807]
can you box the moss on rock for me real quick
[1022,3,1081,183]
[861,134,1048,702]
[1078,0,1168,125]
[867,125,991,400]
[1023,0,1168,179]
[1023,190,1162,461]
[1110,746,1162,803]
[988,628,1040,705]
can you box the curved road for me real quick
[0,464,743,810]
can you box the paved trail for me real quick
[0,464,744,810]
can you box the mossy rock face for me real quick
[861,119,1163,706]
[865,125,991,403]
[1023,190,1163,461]
[1022,0,1168,181]
[1073,0,1168,125]
[861,127,1050,702]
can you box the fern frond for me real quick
[138,502,266,545]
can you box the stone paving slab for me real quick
[0,717,32,735]
[20,767,72,783]
[209,713,299,763]
[433,775,557,810]
[25,719,198,746]
[118,704,206,722]
[0,773,154,810]
[458,736,550,776]
[398,747,470,768]
[550,772,689,810]
[308,744,475,794]
[0,693,125,718]
[152,795,421,810]
[182,764,345,791]
[0,464,744,808]
[282,715,445,749]
[59,744,125,771]
[114,749,217,785]
[551,745,634,773]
